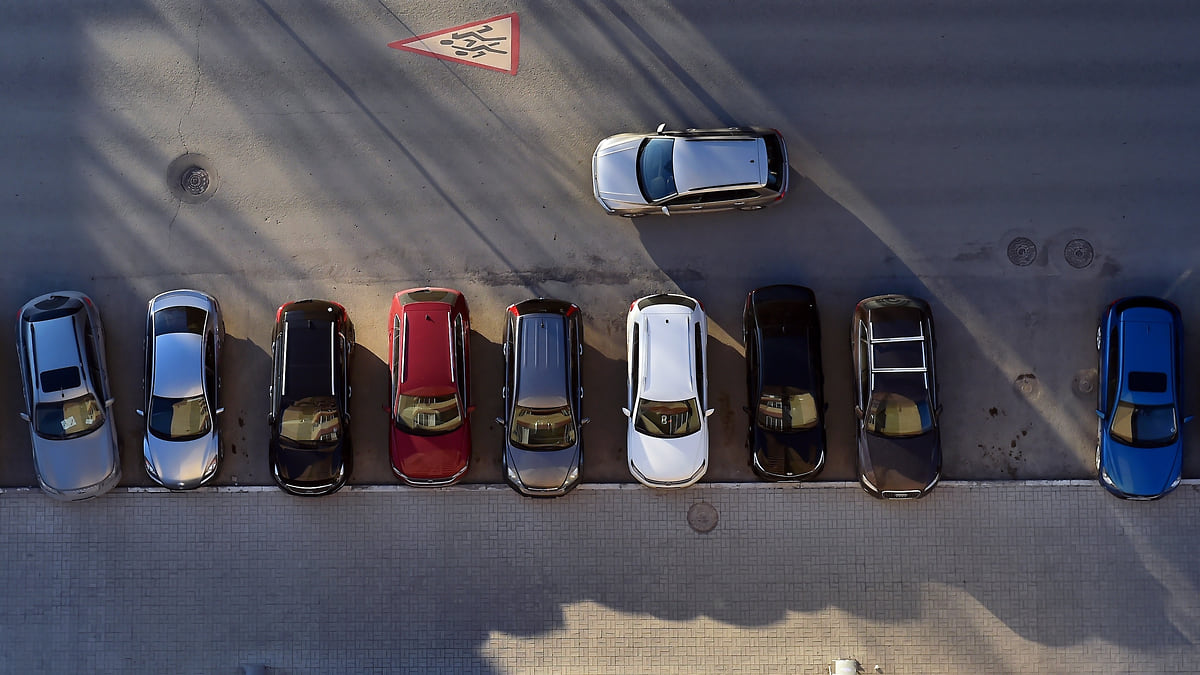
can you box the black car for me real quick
[268,299,354,496]
[742,285,826,480]
[851,295,941,499]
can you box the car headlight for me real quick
[562,462,580,488]
[506,462,522,487]
[202,454,220,479]
[1168,473,1182,490]
[145,457,159,480]
[1099,466,1113,486]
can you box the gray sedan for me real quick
[138,290,224,489]
[498,298,587,496]
[592,124,789,216]
[16,291,121,500]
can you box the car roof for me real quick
[641,310,696,400]
[672,137,765,192]
[1119,317,1174,404]
[153,332,205,398]
[515,313,568,408]
[399,303,454,391]
[30,314,83,374]
[282,317,335,397]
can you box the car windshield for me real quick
[280,396,341,444]
[509,405,576,451]
[1110,401,1177,447]
[756,386,818,432]
[34,394,104,440]
[148,394,211,441]
[864,390,934,437]
[637,137,677,202]
[635,398,702,439]
[395,393,463,436]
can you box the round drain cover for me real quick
[1014,373,1041,399]
[687,502,719,533]
[180,166,210,196]
[1064,239,1094,268]
[1006,237,1037,266]
[167,153,219,204]
[1072,369,1098,397]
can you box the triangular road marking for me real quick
[389,13,519,75]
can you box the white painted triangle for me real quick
[389,13,519,75]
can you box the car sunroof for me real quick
[1127,371,1167,393]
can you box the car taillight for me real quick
[566,305,579,317]
[630,300,637,311]
[508,305,519,316]
[275,304,285,321]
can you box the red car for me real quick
[388,288,472,485]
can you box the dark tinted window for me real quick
[637,138,677,201]
[283,320,334,397]
[694,324,704,408]
[154,307,207,335]
[40,367,81,392]
[763,133,785,191]
[1128,371,1167,393]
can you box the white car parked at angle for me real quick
[623,293,712,488]
[138,290,224,489]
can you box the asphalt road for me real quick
[3,1,1200,489]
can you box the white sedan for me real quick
[623,294,712,487]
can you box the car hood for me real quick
[628,427,707,484]
[1101,438,1182,497]
[390,423,470,482]
[593,136,649,208]
[753,427,824,478]
[506,443,580,490]
[144,432,219,489]
[859,430,940,493]
[273,440,346,486]
[33,423,119,493]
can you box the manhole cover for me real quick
[1006,237,1037,266]
[687,502,719,533]
[180,166,210,196]
[1072,369,1098,397]
[167,153,219,204]
[1014,373,1041,399]
[1064,239,1094,268]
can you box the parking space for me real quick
[3,2,1200,492]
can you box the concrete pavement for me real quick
[0,481,1197,673]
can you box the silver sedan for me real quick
[138,290,224,489]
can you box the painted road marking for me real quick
[389,13,519,75]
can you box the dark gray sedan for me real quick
[498,298,587,496]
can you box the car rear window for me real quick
[154,306,207,335]
[1127,371,1167,393]
[763,133,785,191]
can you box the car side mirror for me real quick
[267,413,276,425]
[19,412,29,422]
[936,405,944,417]
[705,409,715,417]
[105,398,116,407]
[1185,415,1195,424]
[656,122,666,134]
[215,407,225,415]
[581,417,591,425]
[741,405,750,413]
[854,406,864,419]
[136,409,144,416]
[621,407,631,417]
[661,206,671,216]
[1095,410,1105,420]
[494,417,505,426]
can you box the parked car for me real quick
[138,290,224,489]
[498,298,587,496]
[1096,296,1190,499]
[268,299,354,496]
[388,288,472,485]
[743,285,826,480]
[15,291,121,500]
[624,293,712,487]
[851,295,941,499]
[592,124,788,216]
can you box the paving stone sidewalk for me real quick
[0,482,1197,674]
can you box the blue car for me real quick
[1096,297,1191,499]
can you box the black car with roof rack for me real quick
[268,299,354,496]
